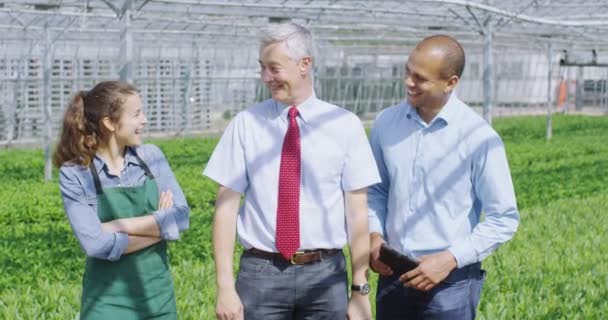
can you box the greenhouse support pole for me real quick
[546,43,554,140]
[6,61,21,146]
[482,21,494,125]
[43,26,53,182]
[182,66,193,136]
[575,66,584,111]
[172,59,178,133]
[119,1,134,83]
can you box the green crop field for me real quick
[1,114,607,319]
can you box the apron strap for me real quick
[132,149,155,180]
[89,161,104,195]
[88,148,156,195]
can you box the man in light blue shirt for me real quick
[204,22,380,320]
[368,35,519,319]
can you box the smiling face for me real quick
[404,48,456,112]
[112,93,147,147]
[259,41,312,106]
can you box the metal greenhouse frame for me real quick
[1,0,608,180]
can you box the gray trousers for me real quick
[235,250,348,320]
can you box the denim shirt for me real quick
[59,144,190,261]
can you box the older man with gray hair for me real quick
[204,22,380,319]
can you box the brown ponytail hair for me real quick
[53,81,138,167]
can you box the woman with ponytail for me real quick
[54,81,189,320]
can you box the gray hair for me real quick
[260,22,314,61]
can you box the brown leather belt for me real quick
[247,248,342,265]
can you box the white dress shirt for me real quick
[204,93,381,251]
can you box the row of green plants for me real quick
[1,114,607,319]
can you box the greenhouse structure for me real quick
[1,1,608,179]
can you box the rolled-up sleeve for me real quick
[145,144,190,241]
[59,166,128,261]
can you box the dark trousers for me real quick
[236,250,348,320]
[376,263,485,320]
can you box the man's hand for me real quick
[346,292,372,320]
[215,288,244,320]
[369,232,392,276]
[399,250,458,291]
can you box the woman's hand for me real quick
[158,191,173,210]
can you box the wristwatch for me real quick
[351,283,370,295]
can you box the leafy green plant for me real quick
[1,115,607,319]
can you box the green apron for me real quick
[80,153,177,319]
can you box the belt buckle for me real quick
[290,251,305,265]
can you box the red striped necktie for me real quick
[276,106,301,260]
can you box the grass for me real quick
[1,114,607,319]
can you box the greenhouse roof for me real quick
[1,0,607,51]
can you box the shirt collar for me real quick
[92,146,140,174]
[404,92,461,127]
[434,93,460,125]
[276,92,319,124]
